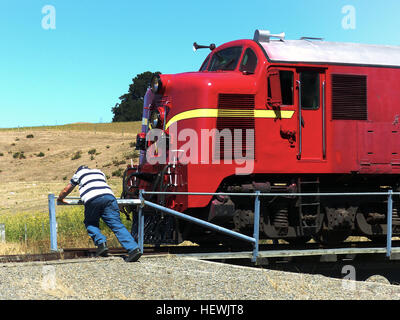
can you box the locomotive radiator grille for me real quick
[331,74,367,120]
[215,94,255,160]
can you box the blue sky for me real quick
[0,0,399,128]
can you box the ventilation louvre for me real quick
[331,74,367,120]
[218,93,255,109]
[215,94,255,160]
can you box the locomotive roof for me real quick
[258,40,400,67]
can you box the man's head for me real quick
[76,165,89,173]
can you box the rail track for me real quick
[0,240,398,262]
[2,241,400,283]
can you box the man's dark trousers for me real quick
[84,194,138,252]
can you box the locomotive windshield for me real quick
[199,55,210,71]
[208,46,242,71]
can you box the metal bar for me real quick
[181,247,400,260]
[117,199,142,205]
[48,194,58,252]
[252,191,261,263]
[0,223,5,243]
[296,80,302,160]
[322,80,326,159]
[59,192,400,199]
[141,191,400,197]
[143,199,256,244]
[138,190,144,253]
[60,198,141,205]
[387,190,393,258]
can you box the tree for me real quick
[112,71,161,122]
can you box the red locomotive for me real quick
[122,30,400,245]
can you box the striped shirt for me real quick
[70,168,114,204]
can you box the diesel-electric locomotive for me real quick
[122,30,400,245]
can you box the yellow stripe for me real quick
[165,108,295,129]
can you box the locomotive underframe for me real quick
[123,169,400,246]
[197,173,400,245]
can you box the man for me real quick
[57,165,142,262]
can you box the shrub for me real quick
[71,151,82,160]
[112,168,124,177]
[26,134,34,138]
[124,151,139,160]
[112,159,126,166]
[36,152,45,157]
[88,148,96,155]
[13,151,26,159]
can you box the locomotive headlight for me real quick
[149,107,165,130]
[149,110,160,129]
[150,75,162,94]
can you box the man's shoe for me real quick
[95,242,109,257]
[125,248,142,262]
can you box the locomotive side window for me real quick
[239,48,257,74]
[300,72,320,110]
[267,70,294,106]
[208,46,243,71]
[280,71,294,105]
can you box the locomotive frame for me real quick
[122,30,400,246]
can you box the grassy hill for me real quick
[0,122,142,214]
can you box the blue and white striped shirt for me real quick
[70,168,114,204]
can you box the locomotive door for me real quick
[295,69,326,160]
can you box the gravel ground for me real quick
[0,255,400,300]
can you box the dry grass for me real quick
[0,122,141,254]
[0,121,142,134]
[0,122,141,214]
[0,242,28,255]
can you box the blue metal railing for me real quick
[138,190,261,262]
[48,190,398,261]
[48,193,58,252]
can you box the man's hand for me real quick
[57,198,69,205]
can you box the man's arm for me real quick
[57,183,76,204]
